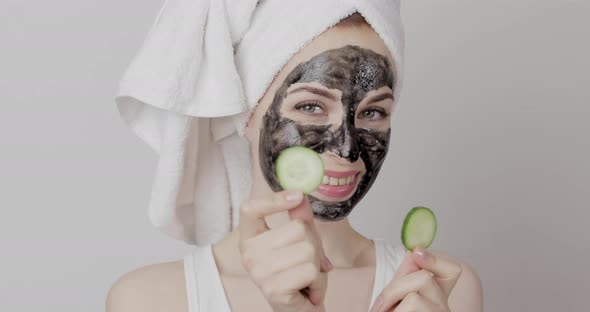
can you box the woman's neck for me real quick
[212,215,375,276]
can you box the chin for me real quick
[311,203,352,221]
[308,190,360,221]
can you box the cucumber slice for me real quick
[401,206,437,250]
[275,146,324,194]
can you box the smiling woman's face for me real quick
[245,16,396,221]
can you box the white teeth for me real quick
[322,174,356,185]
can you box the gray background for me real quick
[1,0,588,311]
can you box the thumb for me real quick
[393,251,420,280]
[288,194,314,221]
[289,196,333,273]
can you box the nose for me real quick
[330,123,360,162]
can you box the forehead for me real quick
[289,45,394,92]
[273,26,393,87]
[254,25,396,115]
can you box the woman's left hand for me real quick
[369,247,463,312]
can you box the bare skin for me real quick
[107,16,483,312]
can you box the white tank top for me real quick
[183,238,406,312]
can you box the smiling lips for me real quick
[316,170,360,199]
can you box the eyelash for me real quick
[294,102,389,120]
[358,107,389,120]
[294,101,326,115]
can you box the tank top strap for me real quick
[183,251,199,312]
[183,245,232,312]
[370,238,407,308]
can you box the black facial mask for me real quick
[259,45,395,221]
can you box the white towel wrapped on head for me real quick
[115,0,405,245]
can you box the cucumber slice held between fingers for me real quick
[401,206,437,251]
[275,146,324,194]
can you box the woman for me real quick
[108,1,483,311]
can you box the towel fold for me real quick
[115,0,405,245]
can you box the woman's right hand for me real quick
[238,190,333,312]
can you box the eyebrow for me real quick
[366,93,394,104]
[287,85,339,101]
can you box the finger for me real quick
[392,292,439,312]
[263,286,313,312]
[305,265,328,306]
[412,247,463,295]
[288,194,314,222]
[239,191,304,241]
[392,252,420,280]
[414,270,446,307]
[246,218,325,267]
[244,218,308,254]
[239,219,307,274]
[288,196,333,272]
[265,261,327,306]
[372,270,445,312]
[250,239,318,282]
[279,261,323,295]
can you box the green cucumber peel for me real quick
[401,206,437,251]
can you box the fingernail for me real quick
[414,246,432,263]
[284,191,303,201]
[323,257,333,271]
[372,295,384,312]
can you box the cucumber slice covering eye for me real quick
[401,206,437,250]
[275,146,324,194]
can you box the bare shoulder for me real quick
[106,259,188,312]
[432,251,484,312]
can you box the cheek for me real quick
[271,122,303,149]
[359,128,390,156]
[246,97,274,140]
[355,117,391,131]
